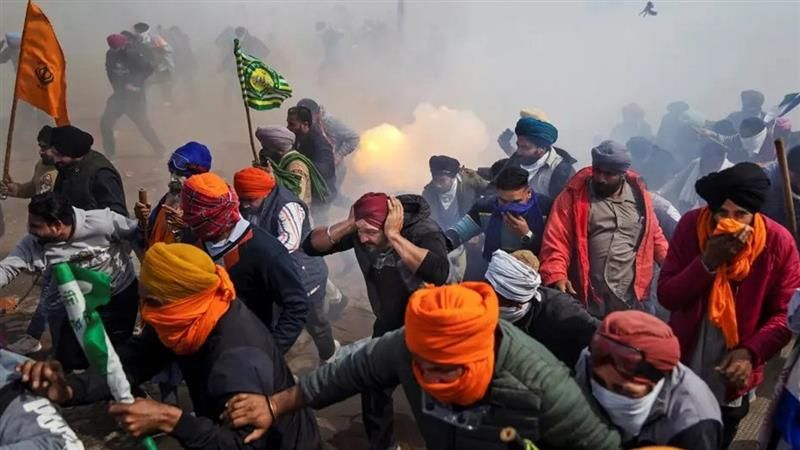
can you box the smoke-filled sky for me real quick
[1,0,798,194]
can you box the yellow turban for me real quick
[140,243,219,302]
[519,108,550,123]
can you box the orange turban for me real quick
[140,243,235,355]
[404,282,499,406]
[233,167,276,201]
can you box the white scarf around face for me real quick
[740,127,767,155]
[590,378,665,438]
[486,250,542,322]
[438,175,460,210]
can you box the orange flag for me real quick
[15,0,69,126]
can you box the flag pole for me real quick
[776,138,798,245]
[2,0,33,183]
[233,39,259,163]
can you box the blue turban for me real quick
[168,142,212,177]
[514,117,558,147]
[5,33,21,47]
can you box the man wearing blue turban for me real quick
[501,116,577,199]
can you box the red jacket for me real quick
[658,208,800,397]
[539,167,669,305]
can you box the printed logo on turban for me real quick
[35,64,54,87]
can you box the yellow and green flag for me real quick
[234,38,292,110]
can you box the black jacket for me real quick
[105,47,153,92]
[514,287,600,370]
[66,300,322,450]
[209,225,309,354]
[304,195,449,335]
[54,150,128,216]
[296,128,336,200]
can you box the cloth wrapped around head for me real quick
[405,282,499,406]
[106,33,128,49]
[234,167,276,201]
[591,140,631,173]
[139,243,235,355]
[666,101,689,115]
[519,108,550,123]
[256,126,296,153]
[695,162,770,213]
[181,172,241,239]
[514,117,558,147]
[37,126,54,147]
[592,311,680,385]
[51,125,93,158]
[168,141,212,177]
[741,89,765,109]
[353,192,389,229]
[429,155,460,177]
[486,249,541,303]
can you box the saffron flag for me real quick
[53,263,158,450]
[15,0,69,125]
[233,38,292,110]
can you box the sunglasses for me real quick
[591,333,664,383]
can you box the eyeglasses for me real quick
[591,333,664,383]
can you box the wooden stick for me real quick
[244,103,258,163]
[500,427,527,450]
[138,188,149,246]
[775,138,798,244]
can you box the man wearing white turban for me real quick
[485,249,599,369]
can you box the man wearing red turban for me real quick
[574,311,722,449]
[301,192,451,450]
[180,172,309,355]
[222,283,622,450]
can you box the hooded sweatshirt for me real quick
[0,207,139,309]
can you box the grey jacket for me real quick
[574,351,722,449]
[0,350,84,449]
[0,207,139,310]
[300,321,621,450]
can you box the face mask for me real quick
[590,378,664,438]
[499,302,532,323]
[493,196,534,217]
[740,128,767,155]
[788,289,800,333]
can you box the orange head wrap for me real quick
[696,208,767,348]
[404,282,499,406]
[233,167,276,201]
[140,243,235,355]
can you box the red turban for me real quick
[353,192,389,229]
[591,311,680,383]
[106,34,128,49]
[181,172,241,240]
[233,167,276,201]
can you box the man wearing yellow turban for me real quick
[16,243,322,449]
[223,283,622,450]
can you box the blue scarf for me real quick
[483,195,545,260]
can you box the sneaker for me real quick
[7,335,43,355]
[323,339,342,365]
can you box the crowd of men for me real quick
[1,22,800,449]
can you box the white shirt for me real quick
[205,217,251,258]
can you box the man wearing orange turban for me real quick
[181,171,309,354]
[574,311,722,448]
[233,166,339,364]
[16,243,322,449]
[659,162,800,448]
[222,283,622,450]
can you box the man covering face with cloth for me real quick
[574,311,722,449]
[485,249,599,368]
[658,162,800,448]
[223,283,621,450]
